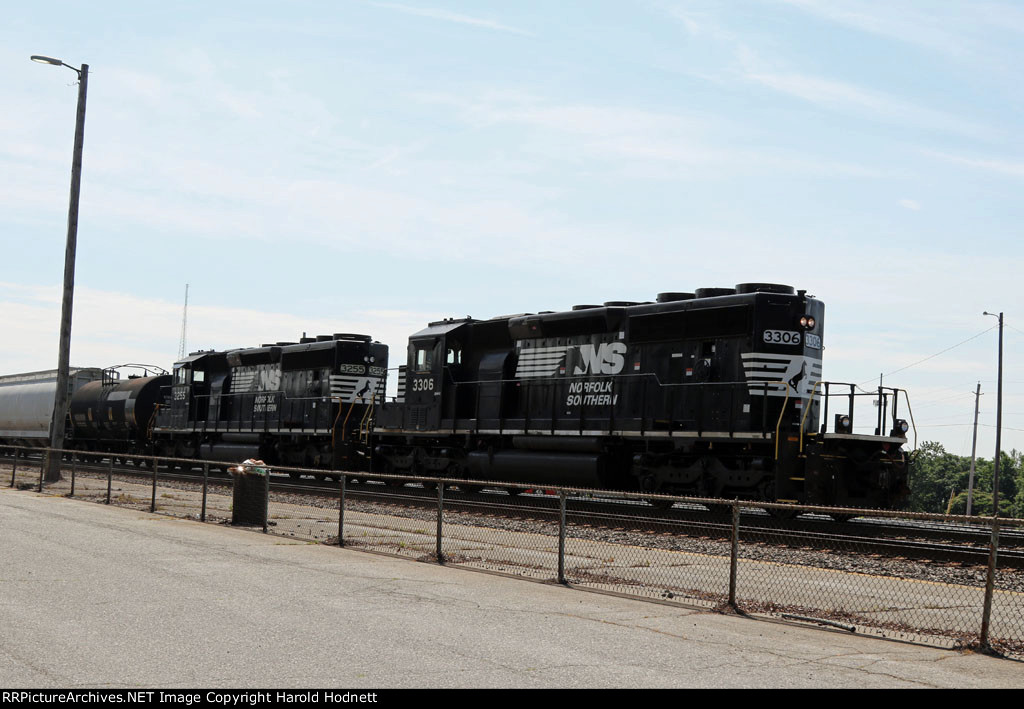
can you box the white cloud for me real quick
[412,90,885,178]
[737,63,985,138]
[923,150,1024,177]
[775,0,1024,59]
[0,283,429,378]
[369,2,535,36]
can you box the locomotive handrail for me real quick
[774,381,791,460]
[358,398,375,443]
[390,371,800,439]
[334,398,357,443]
[799,382,907,443]
[799,380,822,453]
[900,388,918,451]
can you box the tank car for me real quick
[373,284,910,509]
[69,365,171,456]
[153,333,388,473]
[0,368,103,448]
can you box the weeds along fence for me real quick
[4,444,1023,659]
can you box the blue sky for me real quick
[1,0,1022,457]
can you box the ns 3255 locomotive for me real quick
[373,283,911,510]
[151,333,388,473]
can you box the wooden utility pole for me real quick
[966,382,982,516]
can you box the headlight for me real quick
[799,315,816,329]
[890,419,910,437]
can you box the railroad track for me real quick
[5,450,1022,568]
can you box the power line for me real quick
[859,326,997,386]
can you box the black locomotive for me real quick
[151,333,387,473]
[373,284,911,509]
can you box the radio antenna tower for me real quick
[177,283,189,360]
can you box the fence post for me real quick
[436,481,444,563]
[980,517,1001,650]
[70,452,76,497]
[11,448,18,487]
[106,457,113,504]
[38,449,46,492]
[150,457,158,512]
[338,475,346,547]
[729,499,740,609]
[262,468,270,534]
[558,491,567,585]
[201,463,208,522]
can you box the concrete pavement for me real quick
[1,487,1021,688]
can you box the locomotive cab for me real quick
[380,318,477,432]
[162,352,217,430]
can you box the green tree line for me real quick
[909,441,1024,516]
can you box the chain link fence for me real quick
[4,444,1022,658]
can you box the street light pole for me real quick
[983,311,1004,516]
[31,55,88,482]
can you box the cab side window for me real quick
[415,346,434,373]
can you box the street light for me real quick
[983,311,1004,516]
[980,311,1004,651]
[31,54,89,482]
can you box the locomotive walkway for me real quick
[2,487,1022,688]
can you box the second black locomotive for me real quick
[373,283,910,509]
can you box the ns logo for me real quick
[572,342,626,375]
[258,367,281,391]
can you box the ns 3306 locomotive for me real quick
[373,283,912,510]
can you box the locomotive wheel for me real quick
[505,487,523,497]
[831,513,856,523]
[288,472,301,480]
[459,483,483,494]
[314,474,326,482]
